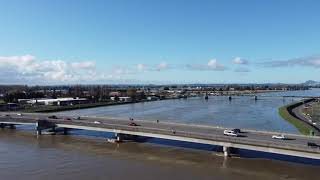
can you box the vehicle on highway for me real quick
[93,121,101,124]
[307,142,319,148]
[272,134,286,140]
[16,113,22,116]
[48,115,58,119]
[5,114,10,117]
[129,122,139,126]
[64,118,72,121]
[232,128,241,133]
[223,130,238,137]
[312,122,317,125]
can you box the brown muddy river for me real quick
[0,128,319,180]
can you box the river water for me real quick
[57,88,320,133]
[1,89,320,179]
[1,129,320,180]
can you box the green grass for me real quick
[278,102,316,136]
[0,99,5,104]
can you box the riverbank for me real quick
[278,99,319,135]
[21,100,154,113]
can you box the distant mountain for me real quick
[303,80,320,86]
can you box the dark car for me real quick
[307,142,318,148]
[232,128,241,133]
[64,118,72,121]
[129,122,139,126]
[48,115,58,119]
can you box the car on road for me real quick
[223,130,238,137]
[129,122,139,126]
[5,114,10,117]
[312,122,317,125]
[16,113,22,116]
[272,134,286,140]
[93,121,101,124]
[307,142,319,148]
[232,128,241,133]
[64,118,72,121]
[48,115,58,119]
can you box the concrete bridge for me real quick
[1,112,320,159]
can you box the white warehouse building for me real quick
[27,97,87,106]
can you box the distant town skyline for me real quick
[0,0,319,85]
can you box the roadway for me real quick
[1,112,320,159]
[292,101,320,134]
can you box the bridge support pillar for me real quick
[36,129,42,135]
[115,133,123,142]
[9,124,15,129]
[63,128,69,135]
[36,122,41,135]
[223,146,230,157]
[36,120,56,136]
[228,96,232,101]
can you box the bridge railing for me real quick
[56,120,320,154]
[1,117,320,154]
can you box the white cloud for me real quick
[156,62,168,71]
[186,59,226,71]
[0,54,231,84]
[136,63,147,71]
[0,55,111,83]
[0,54,36,72]
[71,61,96,70]
[233,57,248,65]
[207,59,225,69]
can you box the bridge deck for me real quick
[1,112,320,159]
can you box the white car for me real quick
[272,134,286,140]
[313,122,317,125]
[93,121,101,124]
[17,113,22,116]
[224,130,238,137]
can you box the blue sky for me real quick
[0,0,319,84]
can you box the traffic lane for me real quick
[293,102,320,130]
[13,112,318,137]
[3,113,320,148]
[1,113,314,140]
[111,119,320,144]
[109,120,320,147]
[70,118,320,148]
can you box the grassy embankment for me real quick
[0,99,5,105]
[278,99,316,135]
